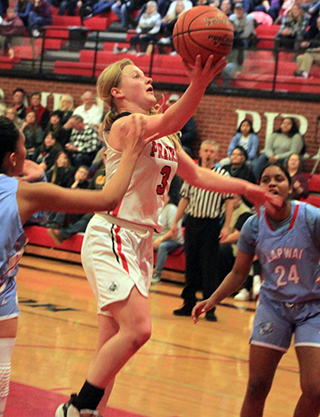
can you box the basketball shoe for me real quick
[56,395,101,417]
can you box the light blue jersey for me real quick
[239,201,320,304]
[0,175,26,319]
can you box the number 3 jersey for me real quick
[238,201,320,304]
[102,137,178,232]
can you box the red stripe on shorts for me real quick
[114,225,129,273]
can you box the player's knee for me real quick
[246,378,271,399]
[128,322,152,351]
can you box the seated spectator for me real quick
[274,0,295,24]
[219,0,233,16]
[253,116,304,179]
[46,149,76,187]
[56,93,74,125]
[151,183,184,284]
[158,0,192,50]
[28,0,52,37]
[111,0,132,30]
[304,0,320,32]
[45,165,90,228]
[274,2,308,56]
[285,153,309,200]
[73,90,103,127]
[26,90,50,130]
[229,3,256,66]
[215,194,253,290]
[227,118,259,165]
[44,110,71,147]
[5,107,20,127]
[65,114,100,168]
[33,131,62,172]
[47,153,107,244]
[223,146,256,183]
[12,87,27,124]
[0,7,24,58]
[15,0,32,26]
[0,89,6,116]
[51,0,78,16]
[21,109,44,159]
[127,1,161,55]
[91,0,117,17]
[165,94,198,157]
[294,16,320,78]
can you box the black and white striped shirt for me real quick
[180,166,233,219]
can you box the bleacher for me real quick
[0,8,320,95]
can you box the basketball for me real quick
[172,6,234,66]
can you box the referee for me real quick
[172,140,234,322]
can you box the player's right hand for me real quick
[192,300,215,324]
[183,55,227,87]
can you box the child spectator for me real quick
[285,153,309,200]
[228,118,259,165]
[33,131,62,172]
[46,149,76,187]
[0,7,24,58]
[28,0,52,37]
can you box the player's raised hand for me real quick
[183,55,227,87]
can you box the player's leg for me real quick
[294,346,320,416]
[56,286,151,416]
[0,318,18,417]
[240,344,283,417]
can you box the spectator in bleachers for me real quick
[274,2,309,56]
[285,153,309,200]
[223,146,256,183]
[227,118,259,165]
[111,0,133,30]
[219,0,233,16]
[12,87,27,124]
[51,0,79,16]
[151,183,184,285]
[165,93,198,157]
[47,153,106,244]
[56,93,74,125]
[87,0,117,17]
[229,3,256,66]
[127,1,161,55]
[158,0,192,49]
[73,90,104,127]
[26,90,50,130]
[46,149,76,187]
[0,7,24,58]
[305,0,320,32]
[45,165,90,229]
[5,107,20,127]
[15,0,32,26]
[21,109,44,159]
[28,0,52,37]
[33,131,63,172]
[65,114,100,168]
[294,15,320,78]
[44,110,71,146]
[253,117,304,179]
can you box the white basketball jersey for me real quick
[101,137,178,231]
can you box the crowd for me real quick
[0,0,319,76]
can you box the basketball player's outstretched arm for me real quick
[17,115,157,225]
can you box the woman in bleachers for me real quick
[56,93,74,125]
[285,153,309,200]
[274,2,309,55]
[33,131,62,172]
[28,0,52,37]
[253,116,304,179]
[228,118,259,166]
[127,0,161,55]
[21,109,44,159]
[44,110,71,147]
[46,149,76,186]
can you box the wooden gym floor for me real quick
[8,254,301,417]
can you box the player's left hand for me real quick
[19,160,45,182]
[183,55,227,86]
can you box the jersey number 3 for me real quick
[157,166,171,195]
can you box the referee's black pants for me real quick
[181,216,221,308]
